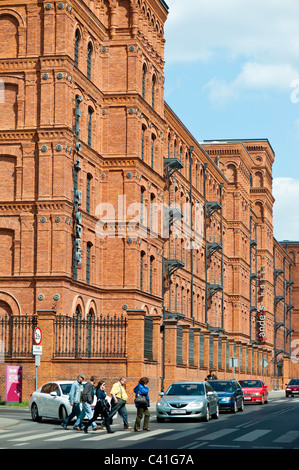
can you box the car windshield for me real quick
[165,384,204,396]
[239,380,262,388]
[60,384,72,395]
[209,381,234,392]
[289,379,299,385]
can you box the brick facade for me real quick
[0,0,298,402]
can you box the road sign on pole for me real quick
[33,327,42,390]
[34,327,42,345]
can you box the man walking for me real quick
[61,373,85,429]
[105,377,132,429]
[73,376,100,431]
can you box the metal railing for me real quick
[54,313,127,358]
[0,313,37,357]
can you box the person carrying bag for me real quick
[84,381,114,434]
[133,377,150,432]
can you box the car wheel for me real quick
[31,403,42,422]
[238,399,244,412]
[212,404,219,419]
[59,405,68,421]
[203,406,210,422]
[232,399,238,413]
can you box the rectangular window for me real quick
[176,325,183,364]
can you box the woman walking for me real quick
[133,377,150,432]
[84,381,114,434]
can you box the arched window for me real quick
[149,255,155,294]
[86,173,92,213]
[140,186,146,224]
[151,134,156,168]
[87,42,93,79]
[86,242,92,285]
[150,193,155,232]
[74,30,80,67]
[88,107,93,147]
[152,75,156,109]
[141,124,146,161]
[0,14,19,59]
[142,64,146,99]
[140,251,146,291]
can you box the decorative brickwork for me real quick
[0,1,298,402]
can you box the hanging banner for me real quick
[257,307,267,342]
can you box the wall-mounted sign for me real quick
[257,307,267,342]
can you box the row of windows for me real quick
[74,30,158,109]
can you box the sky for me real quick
[163,0,299,242]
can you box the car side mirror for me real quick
[50,391,57,397]
[159,392,164,396]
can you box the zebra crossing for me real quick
[1,424,299,449]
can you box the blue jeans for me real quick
[63,403,81,427]
[73,402,96,429]
[107,398,129,427]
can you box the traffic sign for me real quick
[260,358,269,368]
[34,327,42,345]
[33,345,42,355]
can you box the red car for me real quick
[239,379,268,404]
[285,379,299,397]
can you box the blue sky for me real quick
[163,0,299,242]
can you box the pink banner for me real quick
[5,366,22,403]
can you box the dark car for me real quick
[285,378,299,397]
[208,379,244,413]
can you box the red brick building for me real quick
[0,0,298,401]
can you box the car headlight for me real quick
[253,392,261,396]
[189,401,205,409]
[220,397,232,402]
[157,400,169,407]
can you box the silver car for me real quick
[156,381,219,422]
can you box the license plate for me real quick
[244,397,251,400]
[170,409,186,414]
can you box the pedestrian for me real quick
[104,377,132,429]
[61,373,85,429]
[84,380,114,434]
[73,376,99,431]
[133,377,150,432]
[205,370,218,381]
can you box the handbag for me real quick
[134,393,148,406]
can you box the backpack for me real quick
[82,382,93,404]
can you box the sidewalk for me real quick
[0,390,285,430]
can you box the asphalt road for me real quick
[0,395,298,454]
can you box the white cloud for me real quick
[204,62,299,107]
[273,177,299,241]
[164,0,299,105]
[165,0,299,64]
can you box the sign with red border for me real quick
[34,327,42,345]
